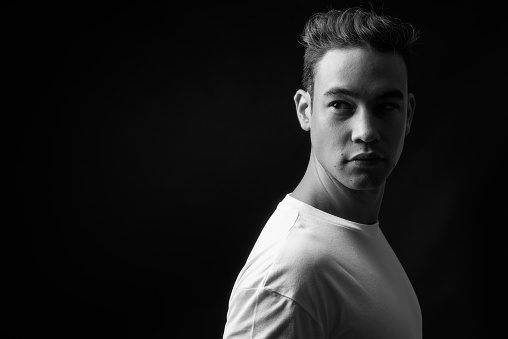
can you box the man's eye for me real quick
[380,102,400,111]
[330,101,353,110]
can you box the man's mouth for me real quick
[349,153,383,161]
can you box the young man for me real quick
[223,8,421,339]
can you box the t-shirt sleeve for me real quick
[223,287,324,339]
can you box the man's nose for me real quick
[350,108,380,144]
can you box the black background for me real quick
[7,0,499,338]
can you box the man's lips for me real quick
[348,153,383,161]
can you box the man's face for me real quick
[300,47,415,191]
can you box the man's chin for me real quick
[337,173,387,191]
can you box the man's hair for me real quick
[300,7,420,98]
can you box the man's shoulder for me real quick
[264,216,338,288]
[237,199,349,297]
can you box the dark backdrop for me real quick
[7,0,498,338]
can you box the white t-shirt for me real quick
[223,194,422,339]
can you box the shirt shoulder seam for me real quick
[259,210,300,287]
[262,286,324,336]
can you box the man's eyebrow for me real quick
[323,87,405,100]
[376,89,405,100]
[323,87,359,98]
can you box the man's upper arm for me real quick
[223,287,324,339]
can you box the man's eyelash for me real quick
[330,101,354,109]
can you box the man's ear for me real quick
[294,89,312,131]
[405,93,416,135]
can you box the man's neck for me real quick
[291,153,384,225]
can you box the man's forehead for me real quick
[314,47,408,95]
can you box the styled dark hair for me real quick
[300,7,420,98]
